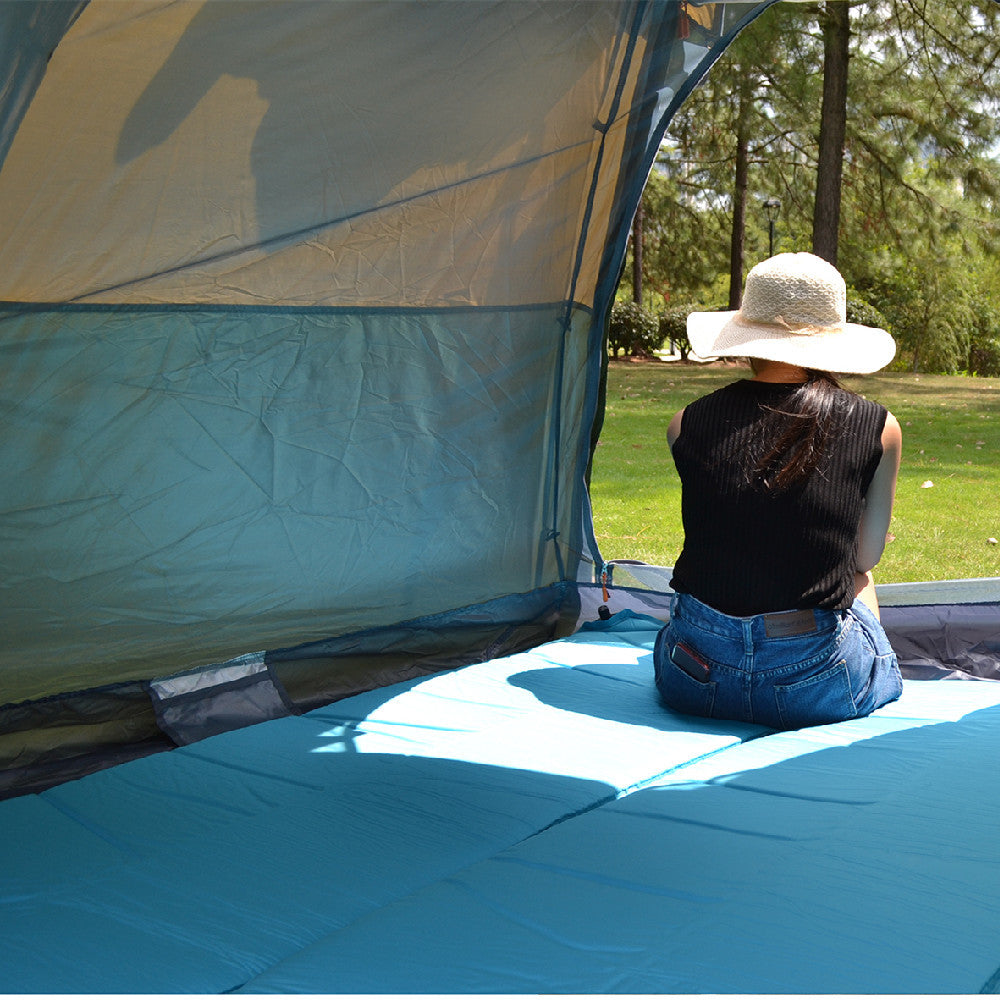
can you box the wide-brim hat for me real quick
[687,252,896,374]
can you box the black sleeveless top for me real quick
[669,379,887,616]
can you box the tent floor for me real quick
[3,607,1000,993]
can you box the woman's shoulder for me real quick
[687,377,754,407]
[880,408,902,445]
[670,379,761,448]
[843,387,890,423]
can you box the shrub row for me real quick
[610,293,1000,374]
[608,301,693,359]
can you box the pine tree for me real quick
[625,0,1000,371]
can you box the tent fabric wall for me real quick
[0,1,776,793]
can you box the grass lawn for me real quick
[589,361,1000,584]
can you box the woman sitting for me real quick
[655,252,903,730]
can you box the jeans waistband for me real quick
[672,592,840,640]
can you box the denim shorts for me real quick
[654,592,903,730]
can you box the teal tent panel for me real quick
[1,303,596,703]
[0,1,646,307]
[0,0,776,780]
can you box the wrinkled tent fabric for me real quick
[0,1,778,794]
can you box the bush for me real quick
[657,305,694,361]
[845,291,890,332]
[968,300,1000,377]
[969,339,1000,377]
[608,300,661,357]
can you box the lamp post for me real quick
[764,198,781,258]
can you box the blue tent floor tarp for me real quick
[3,608,1000,993]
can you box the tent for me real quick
[0,0,787,794]
[3,2,1000,993]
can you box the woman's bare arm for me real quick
[667,407,685,451]
[857,411,902,575]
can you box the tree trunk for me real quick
[729,103,749,309]
[813,1,850,265]
[631,198,644,304]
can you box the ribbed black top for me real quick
[669,379,887,615]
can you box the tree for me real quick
[812,1,850,264]
[837,1,1000,366]
[623,0,1000,372]
[728,72,753,307]
[617,163,730,311]
[655,5,822,300]
[841,1,1000,256]
[630,199,643,303]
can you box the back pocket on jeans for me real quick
[658,645,717,719]
[774,660,857,728]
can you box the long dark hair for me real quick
[751,368,854,491]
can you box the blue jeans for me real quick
[654,592,902,730]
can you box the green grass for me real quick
[589,361,1000,583]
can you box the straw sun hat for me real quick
[686,252,896,375]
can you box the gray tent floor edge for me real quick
[0,583,578,800]
[584,565,1000,684]
[265,582,579,713]
[6,576,998,799]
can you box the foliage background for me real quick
[615,1,1000,377]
